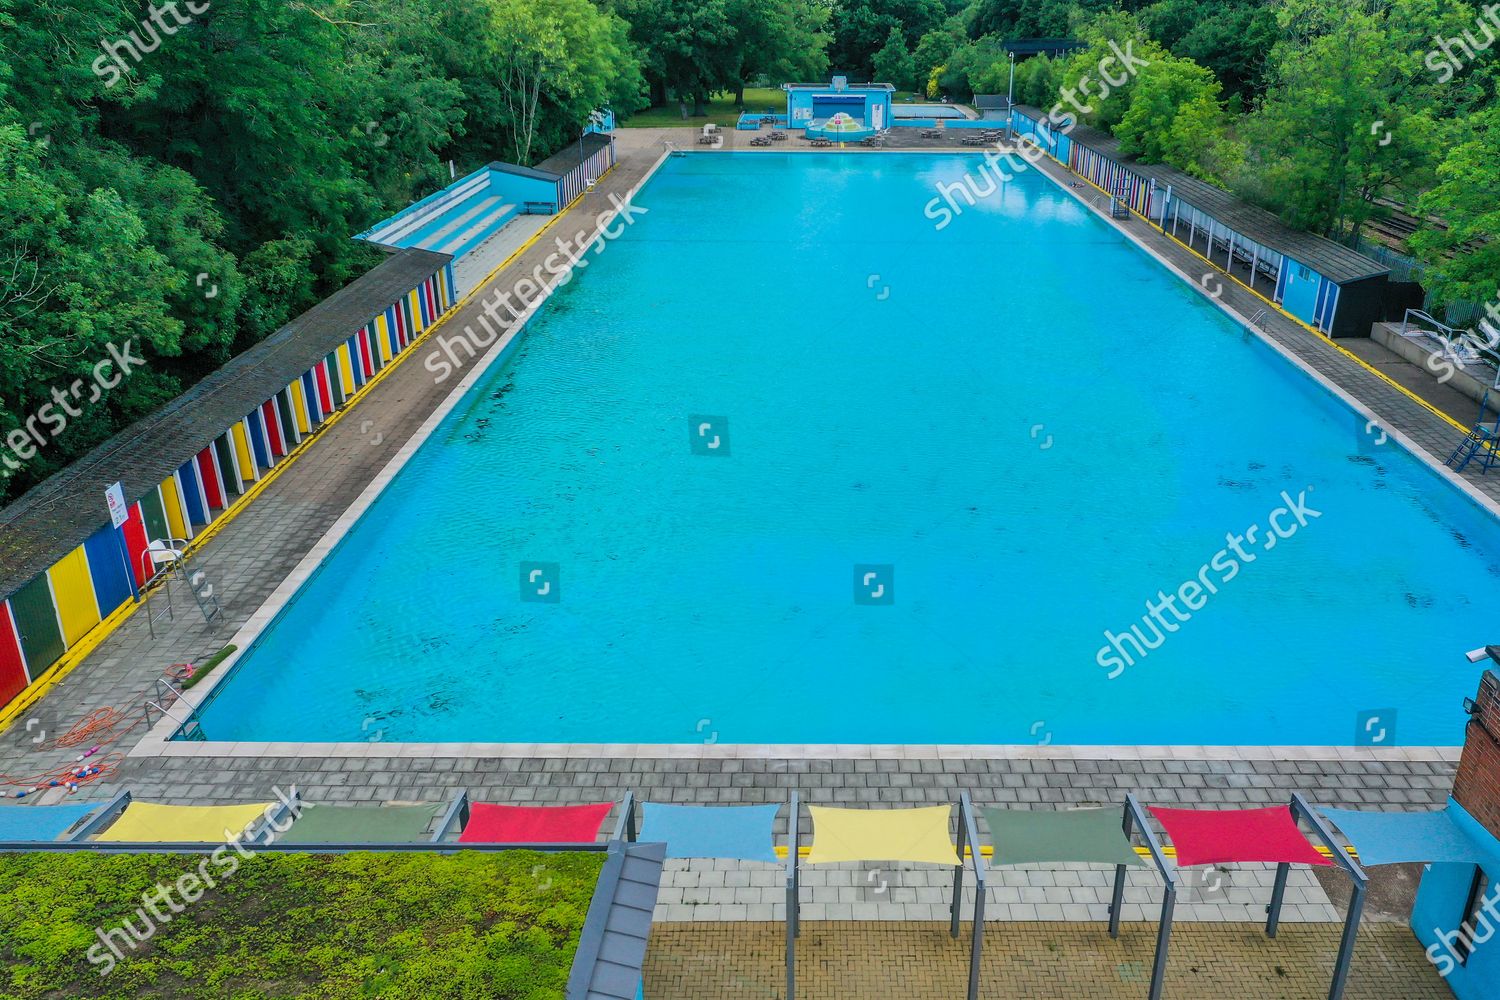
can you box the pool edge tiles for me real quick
[153,148,1491,754]
[131,730,1462,761]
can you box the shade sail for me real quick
[457,802,612,844]
[94,802,272,843]
[1151,806,1329,868]
[1321,807,1497,867]
[277,804,441,845]
[805,805,960,866]
[983,806,1147,868]
[0,803,100,842]
[639,803,780,862]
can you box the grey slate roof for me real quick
[567,841,666,1000]
[0,248,451,597]
[1012,107,1389,284]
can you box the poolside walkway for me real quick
[645,921,1449,999]
[0,129,1467,960]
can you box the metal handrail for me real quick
[1401,307,1500,385]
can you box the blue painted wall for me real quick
[177,459,206,526]
[1280,256,1323,328]
[1412,800,1500,998]
[81,525,133,616]
[786,84,894,129]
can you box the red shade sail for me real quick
[1150,805,1330,867]
[457,802,613,844]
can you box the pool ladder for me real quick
[141,677,206,740]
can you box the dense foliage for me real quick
[0,849,604,999]
[0,0,1496,506]
[0,0,644,503]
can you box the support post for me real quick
[1266,862,1290,937]
[1126,795,1176,1000]
[249,786,300,846]
[960,793,986,1000]
[67,790,132,841]
[611,792,637,842]
[1110,861,1128,939]
[1152,885,1176,1000]
[432,789,470,842]
[1291,794,1368,1000]
[786,791,799,1000]
[951,799,965,939]
[1110,798,1133,939]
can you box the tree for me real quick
[872,27,918,90]
[0,0,648,503]
[1054,11,1155,129]
[1013,54,1063,107]
[939,34,1009,97]
[911,17,967,88]
[1113,53,1226,176]
[1409,106,1500,314]
[615,0,737,115]
[728,0,831,104]
[1138,0,1278,99]
[1232,0,1443,243]
[830,0,947,76]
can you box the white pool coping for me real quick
[130,142,1471,765]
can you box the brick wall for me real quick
[1454,669,1500,838]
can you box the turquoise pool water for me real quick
[194,153,1498,746]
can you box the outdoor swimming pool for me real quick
[894,104,969,120]
[192,152,1500,747]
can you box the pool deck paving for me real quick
[645,921,1450,999]
[0,129,1479,985]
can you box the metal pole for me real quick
[960,793,986,1000]
[1266,862,1290,937]
[1111,799,1133,939]
[612,791,636,842]
[969,880,986,1000]
[1151,886,1175,1000]
[432,789,470,842]
[67,791,132,840]
[1125,795,1176,1000]
[787,791,799,1000]
[950,800,965,938]
[1007,53,1015,111]
[1329,878,1365,1000]
[1291,794,1368,1000]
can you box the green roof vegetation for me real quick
[0,850,603,1000]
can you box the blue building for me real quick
[1009,106,1394,338]
[784,79,895,132]
[1411,669,1500,999]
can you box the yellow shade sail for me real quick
[94,802,272,843]
[805,805,960,866]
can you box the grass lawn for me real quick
[0,850,604,999]
[620,87,927,128]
